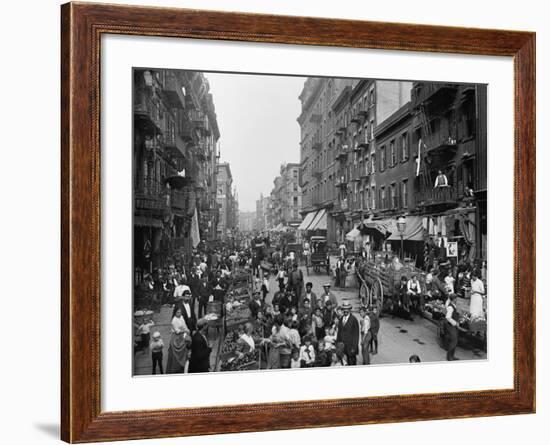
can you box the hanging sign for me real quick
[446,241,458,257]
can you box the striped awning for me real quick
[309,209,327,231]
[297,210,319,230]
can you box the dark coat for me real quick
[188,331,211,373]
[336,314,360,356]
[197,281,211,303]
[182,302,197,332]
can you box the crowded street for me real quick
[133,70,488,376]
[134,255,485,376]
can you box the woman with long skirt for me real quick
[469,270,486,319]
[166,308,191,374]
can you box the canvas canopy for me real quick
[297,210,319,231]
[309,209,327,231]
[345,227,361,241]
[359,218,393,237]
[386,215,425,241]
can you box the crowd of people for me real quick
[134,246,253,375]
[135,234,486,374]
[246,272,382,369]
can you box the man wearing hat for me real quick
[188,318,212,373]
[445,293,461,361]
[287,263,304,308]
[320,283,339,309]
[336,300,360,366]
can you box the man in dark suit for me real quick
[336,300,360,365]
[196,276,212,318]
[188,319,212,373]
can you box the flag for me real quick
[190,205,200,248]
[416,138,422,176]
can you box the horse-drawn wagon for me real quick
[305,236,330,275]
[356,254,424,312]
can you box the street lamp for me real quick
[396,215,407,260]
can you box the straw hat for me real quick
[341,300,352,310]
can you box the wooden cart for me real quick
[356,255,424,312]
[305,236,330,276]
[436,317,487,351]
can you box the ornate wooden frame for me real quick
[61,2,536,442]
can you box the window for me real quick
[380,145,387,171]
[293,169,298,178]
[401,132,409,161]
[380,187,386,209]
[371,186,376,209]
[366,188,371,210]
[463,97,476,138]
[390,140,396,166]
[389,184,396,208]
[371,154,376,174]
[401,180,408,208]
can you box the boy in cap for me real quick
[150,331,164,374]
[320,283,338,308]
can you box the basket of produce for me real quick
[220,350,259,372]
[467,316,487,332]
[207,301,223,316]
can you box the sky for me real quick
[206,72,306,212]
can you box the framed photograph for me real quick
[61,2,535,442]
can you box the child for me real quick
[444,270,455,295]
[369,306,380,354]
[312,307,324,341]
[290,306,299,323]
[359,306,371,365]
[323,325,337,351]
[290,348,301,369]
[300,336,316,367]
[288,320,301,351]
[330,352,344,367]
[136,317,155,353]
[314,341,329,367]
[150,331,164,374]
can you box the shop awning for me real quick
[359,218,392,237]
[134,216,163,228]
[309,209,327,231]
[386,215,425,241]
[297,210,319,230]
[345,227,361,241]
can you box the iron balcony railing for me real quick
[411,82,458,108]
[416,185,458,207]
[134,177,167,211]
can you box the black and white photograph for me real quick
[133,69,488,376]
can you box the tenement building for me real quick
[268,163,303,230]
[297,78,411,245]
[216,162,239,241]
[297,78,487,267]
[133,69,221,281]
